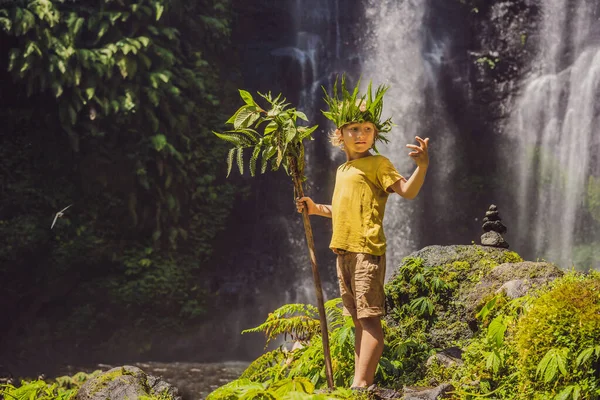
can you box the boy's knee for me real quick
[356,316,382,331]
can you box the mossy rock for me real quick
[385,245,525,348]
[466,261,563,313]
[75,365,181,400]
[513,273,600,391]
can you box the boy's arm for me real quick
[390,136,429,200]
[296,197,333,218]
[390,166,427,199]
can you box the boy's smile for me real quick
[341,121,376,160]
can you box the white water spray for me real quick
[508,0,600,268]
[360,0,451,275]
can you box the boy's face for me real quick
[341,121,377,154]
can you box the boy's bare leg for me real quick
[351,316,384,388]
[352,315,362,375]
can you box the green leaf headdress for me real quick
[321,75,393,148]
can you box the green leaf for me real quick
[239,89,256,106]
[537,348,568,383]
[487,316,507,346]
[151,134,168,151]
[138,36,150,47]
[155,3,165,20]
[476,295,498,321]
[409,297,434,317]
[485,350,502,374]
[213,131,255,147]
[298,125,318,141]
[85,87,95,100]
[96,21,109,42]
[264,120,279,135]
[226,148,235,177]
[554,385,575,400]
[295,111,308,121]
[283,120,296,145]
[270,378,314,397]
[73,17,84,35]
[249,145,261,177]
[236,147,244,175]
[234,106,259,129]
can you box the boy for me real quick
[296,78,429,389]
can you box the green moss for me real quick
[89,367,136,396]
[458,272,600,399]
[502,251,523,264]
[416,357,460,388]
[514,273,600,376]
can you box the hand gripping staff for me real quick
[213,90,334,389]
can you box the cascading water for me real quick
[508,0,600,269]
[269,0,352,305]
[359,0,455,273]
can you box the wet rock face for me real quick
[75,366,181,400]
[467,261,563,306]
[385,245,520,348]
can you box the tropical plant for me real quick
[0,0,238,356]
[214,90,335,388]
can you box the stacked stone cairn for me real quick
[480,204,509,248]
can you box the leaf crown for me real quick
[321,75,394,145]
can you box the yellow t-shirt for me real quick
[330,155,404,256]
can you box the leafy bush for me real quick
[457,271,600,399]
[0,371,101,400]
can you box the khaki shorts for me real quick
[335,250,386,319]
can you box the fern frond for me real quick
[324,298,345,328]
[242,303,320,347]
[236,147,244,175]
[249,144,261,177]
[213,130,253,147]
[239,349,287,381]
[226,148,235,177]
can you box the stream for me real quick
[52,361,249,400]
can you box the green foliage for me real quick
[0,0,239,353]
[0,380,76,400]
[476,56,499,69]
[242,303,321,347]
[229,299,356,390]
[214,90,318,181]
[457,271,600,399]
[0,371,101,400]
[206,377,357,400]
[320,74,394,148]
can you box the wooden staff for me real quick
[289,156,334,390]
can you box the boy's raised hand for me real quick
[406,136,430,168]
[296,197,317,215]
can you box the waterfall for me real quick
[508,0,600,269]
[360,0,455,274]
[268,0,348,304]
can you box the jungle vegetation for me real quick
[0,0,242,360]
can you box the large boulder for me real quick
[75,366,181,400]
[386,245,524,348]
[466,261,563,312]
[385,245,563,351]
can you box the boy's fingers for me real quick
[406,144,423,152]
[415,136,429,149]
